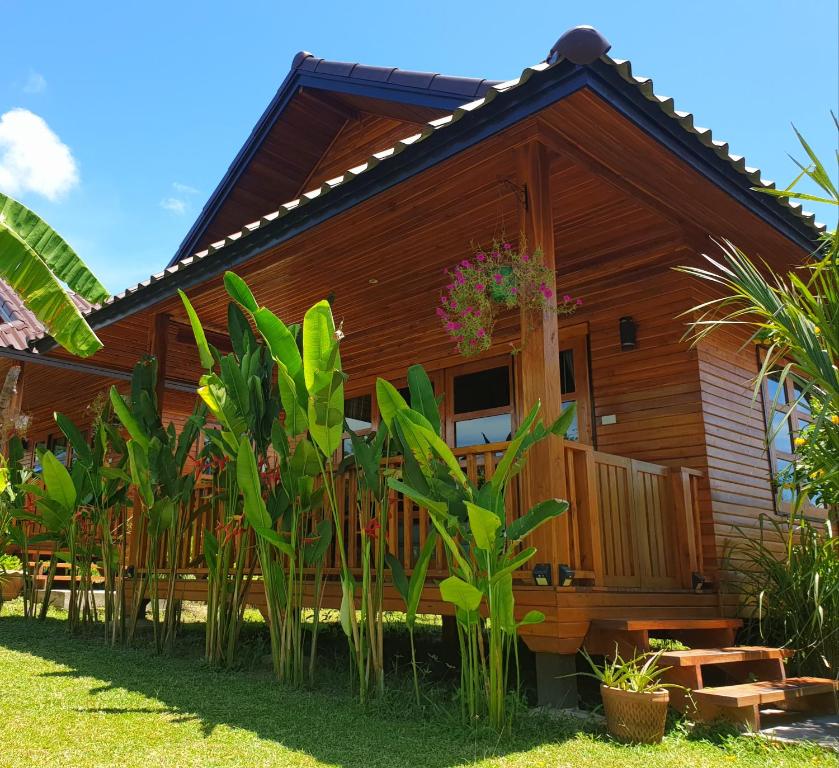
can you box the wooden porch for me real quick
[122,438,713,654]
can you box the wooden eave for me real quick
[32,53,823,357]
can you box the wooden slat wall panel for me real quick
[304,112,425,192]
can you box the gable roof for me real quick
[168,52,501,267]
[0,280,93,351]
[30,26,825,354]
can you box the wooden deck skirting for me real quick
[116,439,712,653]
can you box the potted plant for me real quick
[580,648,677,744]
[437,237,581,356]
[0,553,24,602]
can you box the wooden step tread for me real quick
[591,618,742,632]
[693,677,838,708]
[659,646,792,667]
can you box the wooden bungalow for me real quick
[1,26,829,708]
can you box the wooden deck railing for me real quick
[124,439,704,591]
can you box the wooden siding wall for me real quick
[303,112,425,193]
[694,289,778,610]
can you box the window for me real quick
[342,393,373,456]
[448,362,513,448]
[556,326,592,443]
[762,368,814,511]
[48,434,69,466]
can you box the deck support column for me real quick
[515,139,568,562]
[535,652,578,709]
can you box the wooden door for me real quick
[557,323,592,444]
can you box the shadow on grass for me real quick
[0,614,596,768]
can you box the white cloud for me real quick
[172,181,198,195]
[0,108,79,201]
[159,181,199,216]
[22,72,47,94]
[160,196,187,215]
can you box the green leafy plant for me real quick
[110,358,205,652]
[181,275,339,687]
[0,192,108,357]
[734,514,838,678]
[579,648,676,694]
[376,374,574,730]
[52,399,131,643]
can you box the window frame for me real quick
[443,355,515,448]
[758,353,822,516]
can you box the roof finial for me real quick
[547,26,611,65]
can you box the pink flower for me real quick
[446,283,454,291]
[477,328,486,338]
[522,253,530,262]
[461,259,471,269]
[475,283,485,292]
[464,305,474,315]
[436,307,446,318]
[576,298,583,306]
[493,273,504,284]
[563,294,572,303]
[446,321,462,331]
[540,283,554,300]
[510,286,517,295]
[476,252,486,262]
[451,302,458,310]
[491,250,500,259]
[456,274,465,286]
[503,242,512,251]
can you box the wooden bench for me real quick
[584,618,743,657]
[659,646,792,712]
[692,677,838,730]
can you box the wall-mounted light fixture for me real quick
[692,572,707,593]
[619,316,637,351]
[558,563,575,587]
[532,563,552,586]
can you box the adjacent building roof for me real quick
[0,280,92,351]
[14,26,827,354]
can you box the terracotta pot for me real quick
[600,684,669,744]
[1,572,24,601]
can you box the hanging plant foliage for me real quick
[437,238,581,356]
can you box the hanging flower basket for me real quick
[437,238,582,356]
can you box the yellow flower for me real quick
[810,469,826,479]
[794,437,806,448]
[814,325,821,334]
[830,414,839,425]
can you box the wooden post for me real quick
[515,139,568,565]
[148,313,170,415]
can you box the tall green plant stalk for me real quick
[377,375,575,731]
[110,358,204,653]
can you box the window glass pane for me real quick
[791,379,811,416]
[453,366,510,414]
[775,458,795,503]
[345,394,372,432]
[561,401,579,441]
[771,412,793,454]
[455,413,512,447]
[51,437,68,466]
[766,372,787,406]
[342,437,354,456]
[559,349,575,395]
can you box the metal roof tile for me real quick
[387,69,437,89]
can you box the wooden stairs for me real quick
[584,618,838,731]
[659,646,838,731]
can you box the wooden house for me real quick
[0,26,827,705]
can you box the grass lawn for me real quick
[0,604,833,768]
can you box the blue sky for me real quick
[1,1,836,294]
